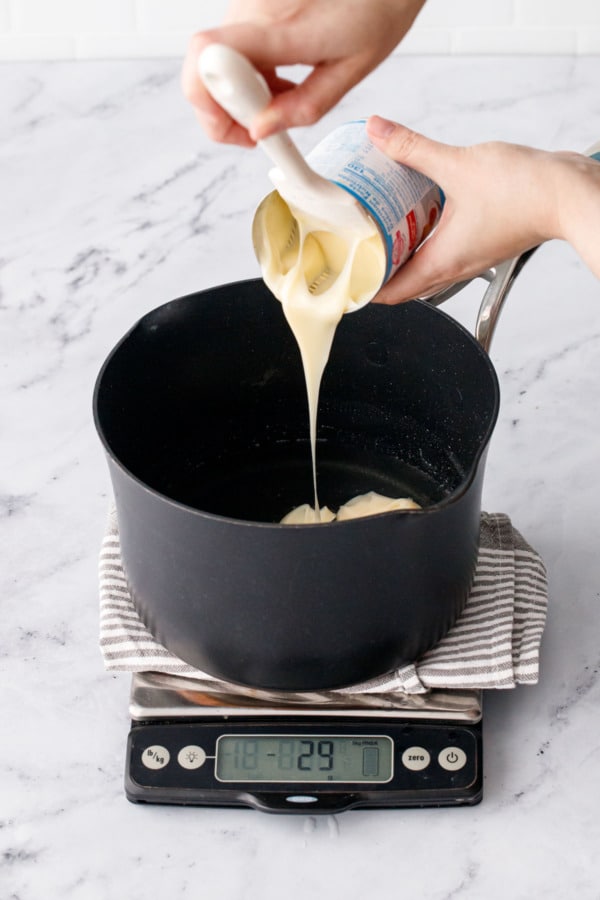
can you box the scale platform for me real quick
[126,672,483,813]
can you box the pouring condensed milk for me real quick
[198,45,443,523]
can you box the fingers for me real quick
[181,30,213,108]
[366,116,459,186]
[192,108,256,147]
[365,117,474,303]
[373,224,479,305]
[182,22,372,143]
[374,245,449,305]
[181,31,253,145]
[251,59,366,140]
[182,25,306,144]
[183,42,365,142]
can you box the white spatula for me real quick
[198,43,373,236]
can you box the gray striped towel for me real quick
[99,508,547,695]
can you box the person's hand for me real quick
[181,0,426,146]
[365,116,600,302]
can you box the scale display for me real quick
[126,719,482,811]
[215,734,393,783]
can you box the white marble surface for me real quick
[2,55,600,898]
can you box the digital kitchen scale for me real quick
[126,672,483,812]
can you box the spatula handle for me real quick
[198,43,320,192]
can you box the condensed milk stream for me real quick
[196,47,442,523]
[254,192,386,521]
[253,125,443,523]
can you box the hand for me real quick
[366,116,600,303]
[181,0,426,146]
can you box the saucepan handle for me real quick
[422,247,537,353]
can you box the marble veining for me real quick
[1,56,600,899]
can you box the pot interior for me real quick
[95,279,499,522]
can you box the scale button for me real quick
[401,746,431,771]
[438,746,467,771]
[141,744,170,770]
[177,745,207,770]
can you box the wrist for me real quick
[552,151,600,277]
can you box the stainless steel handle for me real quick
[421,246,537,353]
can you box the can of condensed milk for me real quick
[252,119,444,309]
[306,119,444,283]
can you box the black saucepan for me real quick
[94,259,526,691]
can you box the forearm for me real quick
[365,118,600,302]
[552,152,600,278]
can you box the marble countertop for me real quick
[2,54,600,899]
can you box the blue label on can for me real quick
[307,121,444,281]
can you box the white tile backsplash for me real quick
[12,0,135,33]
[397,27,454,55]
[0,0,10,30]
[135,0,229,33]
[75,31,189,60]
[578,27,600,53]
[455,27,578,55]
[0,0,598,59]
[516,0,600,26]
[416,0,516,28]
[0,32,76,58]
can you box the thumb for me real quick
[366,116,456,186]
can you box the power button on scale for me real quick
[438,747,467,771]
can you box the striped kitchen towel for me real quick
[99,508,547,695]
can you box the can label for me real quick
[306,120,444,281]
